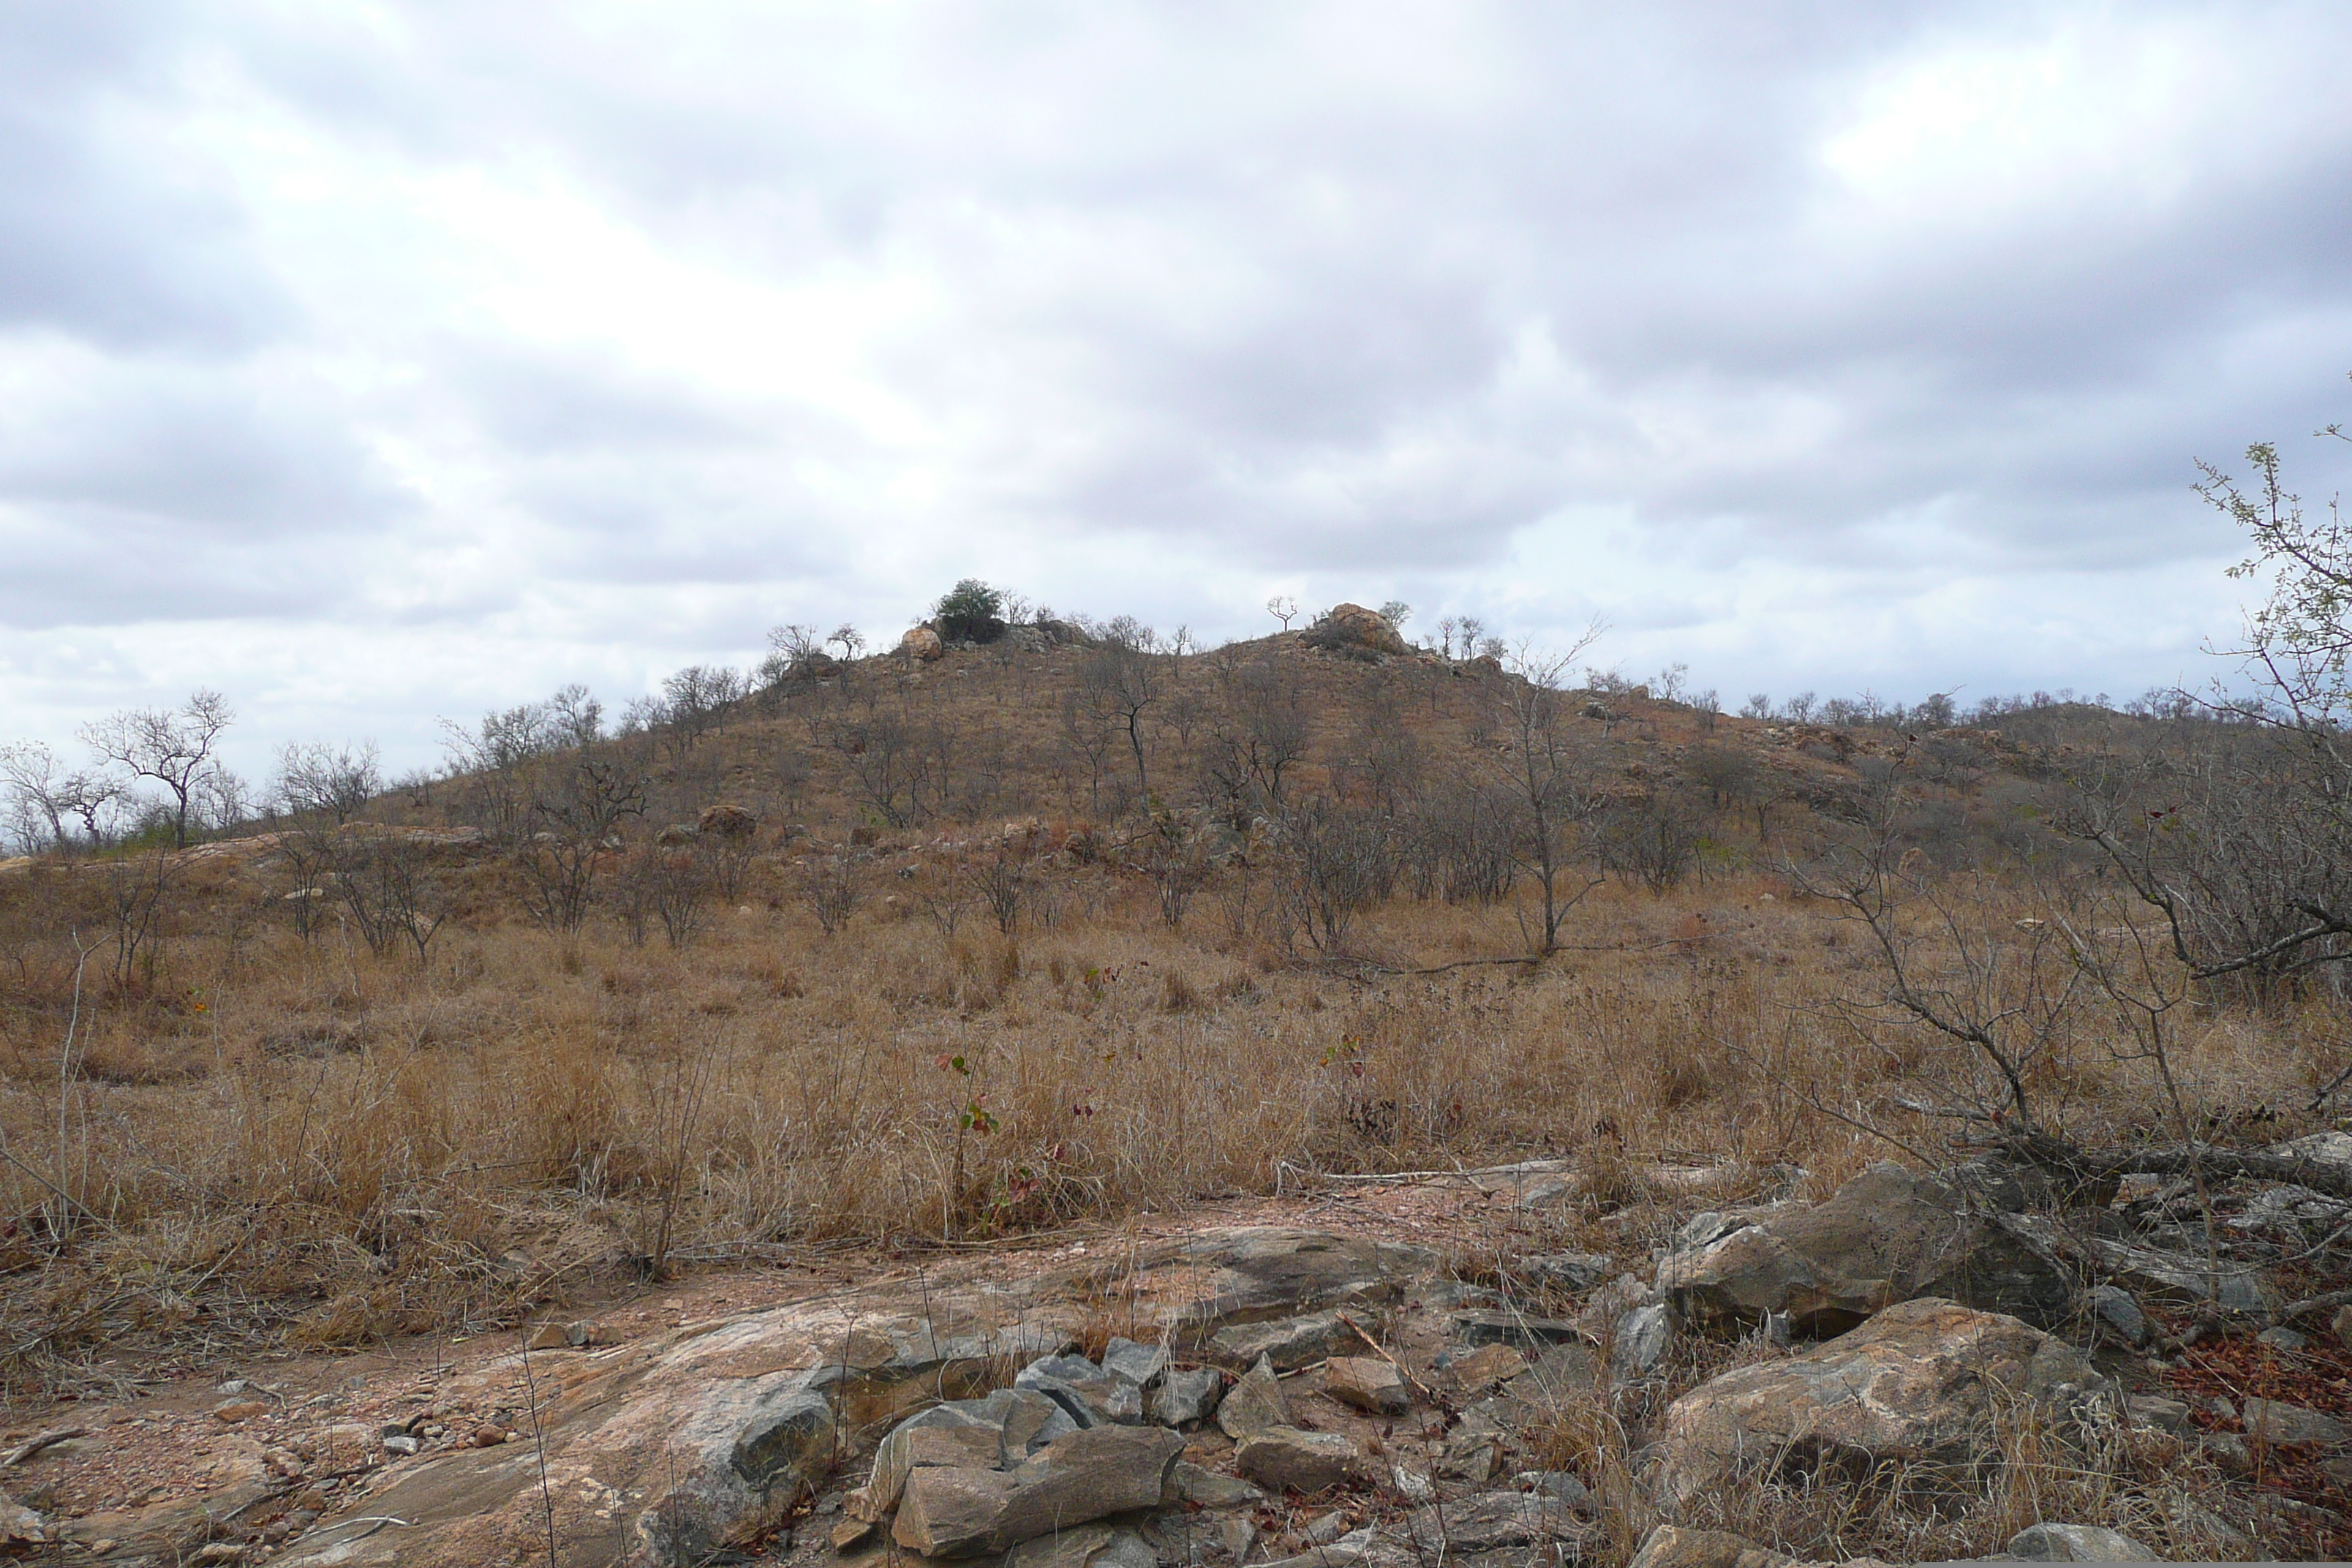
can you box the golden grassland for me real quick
[1,842,2333,1382]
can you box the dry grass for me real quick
[0,838,2332,1398]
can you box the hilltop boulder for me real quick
[902,625,946,661]
[1303,603,1409,658]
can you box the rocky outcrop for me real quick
[1651,1297,2105,1506]
[1302,603,1409,658]
[1659,1162,2074,1335]
[902,625,946,661]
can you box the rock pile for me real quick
[45,1156,2345,1567]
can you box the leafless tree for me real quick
[1266,595,1299,632]
[1488,633,1608,952]
[800,854,861,935]
[1,743,124,853]
[80,689,234,848]
[1077,620,1166,800]
[1202,655,1311,821]
[274,741,382,824]
[516,755,649,931]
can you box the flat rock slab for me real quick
[1406,1490,1589,1551]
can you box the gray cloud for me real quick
[2,0,2351,769]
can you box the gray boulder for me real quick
[1651,1297,2104,1505]
[2241,1397,2345,1446]
[892,1425,1185,1557]
[1017,1354,1146,1428]
[1208,1310,1349,1371]
[1610,1303,1674,1381]
[1150,1367,1222,1428]
[2005,1522,2159,1561]
[1215,1355,1289,1441]
[1101,1337,1169,1387]
[1234,1427,1376,1493]
[1659,1161,2074,1335]
[1626,1524,1798,1568]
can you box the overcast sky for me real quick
[4,1,2351,779]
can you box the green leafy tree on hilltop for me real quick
[933,579,1009,644]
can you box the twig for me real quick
[0,1427,86,1469]
[2307,1058,2352,1113]
[1335,1313,1437,1403]
[519,1325,558,1567]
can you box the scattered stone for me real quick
[1209,1310,1349,1371]
[1444,1342,1529,1389]
[1627,1524,1796,1568]
[1215,1355,1290,1441]
[1523,1341,1605,1395]
[0,1490,48,1545]
[1580,1274,1662,1335]
[2241,1396,2345,1446]
[1235,1427,1376,1493]
[2334,1303,2352,1349]
[1515,1470,1594,1509]
[1408,1490,1588,1550]
[2203,1432,2253,1472]
[1150,1367,1223,1428]
[1433,1429,1504,1482]
[1005,1523,1156,1568]
[1301,1509,1352,1545]
[1322,1356,1410,1415]
[1449,1308,1588,1350]
[1101,1337,1169,1387]
[1652,1297,2105,1504]
[524,1322,572,1351]
[195,1545,247,1564]
[1524,1252,1614,1291]
[2087,1285,2148,1346]
[1660,1162,2075,1335]
[211,1400,268,1425]
[1610,1303,1673,1380]
[891,1425,1185,1557]
[216,1379,251,1395]
[2126,1395,2192,1433]
[849,1401,1014,1521]
[1172,1460,1262,1508]
[1253,1529,1375,1568]
[829,1517,878,1551]
[1222,1518,1259,1562]
[2257,1325,2310,1354]
[1017,1354,1147,1427]
[380,1432,419,1455]
[1389,1464,1434,1504]
[470,1423,508,1447]
[2005,1522,2160,1561]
